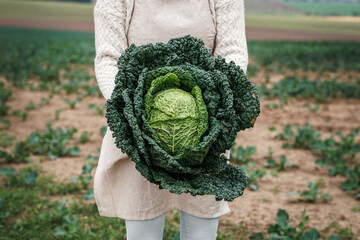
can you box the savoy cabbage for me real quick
[145,72,209,158]
[105,35,260,201]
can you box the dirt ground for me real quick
[1,66,360,237]
[1,18,360,41]
[228,97,360,235]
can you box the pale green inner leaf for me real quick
[148,88,200,155]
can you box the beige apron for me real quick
[127,0,216,49]
[94,0,231,220]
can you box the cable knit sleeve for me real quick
[213,0,248,74]
[94,0,128,100]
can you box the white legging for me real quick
[125,211,219,240]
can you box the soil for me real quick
[1,66,359,237]
[228,97,360,235]
[1,18,360,41]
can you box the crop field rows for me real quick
[246,0,360,16]
[0,28,359,239]
[1,0,360,41]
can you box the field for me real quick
[245,14,360,36]
[245,0,360,16]
[244,0,301,14]
[0,26,359,239]
[0,0,92,21]
[1,0,360,40]
[284,2,360,16]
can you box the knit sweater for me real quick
[94,0,248,101]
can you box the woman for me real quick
[93,0,248,239]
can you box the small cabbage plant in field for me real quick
[105,35,260,201]
[277,124,360,199]
[287,179,332,203]
[249,209,342,240]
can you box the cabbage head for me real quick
[144,72,209,165]
[105,35,260,201]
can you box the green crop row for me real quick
[277,124,360,199]
[285,2,360,16]
[250,208,354,240]
[258,77,360,103]
[248,41,360,72]
[0,37,95,87]
[0,165,355,239]
[1,28,360,90]
[0,121,80,163]
[230,146,298,192]
[0,83,11,114]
